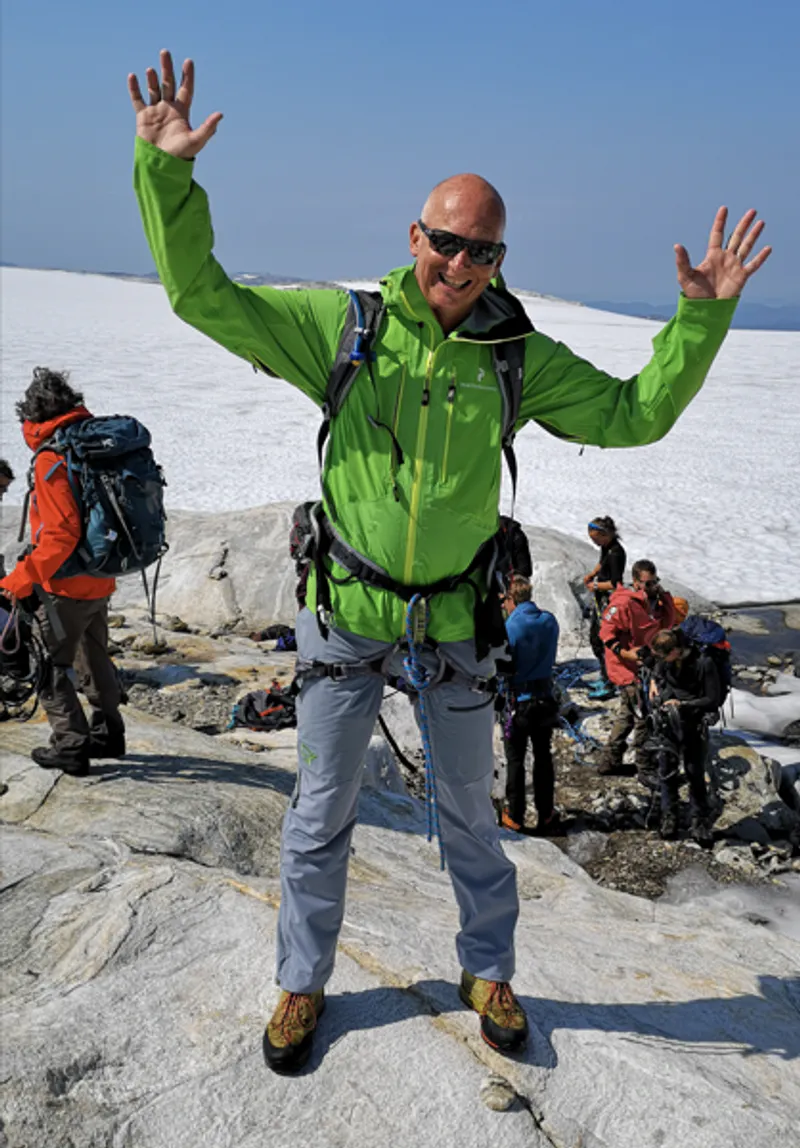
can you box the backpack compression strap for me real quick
[316,289,386,519]
[491,338,526,517]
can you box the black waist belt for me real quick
[322,515,496,601]
[310,505,505,658]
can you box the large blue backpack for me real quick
[22,415,167,578]
[679,615,733,704]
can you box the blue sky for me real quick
[2,0,797,302]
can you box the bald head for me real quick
[421,174,506,239]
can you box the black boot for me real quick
[690,813,714,850]
[88,715,126,759]
[88,735,126,759]
[659,809,679,840]
[31,745,89,777]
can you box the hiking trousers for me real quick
[659,716,712,819]
[504,696,559,825]
[602,682,654,776]
[37,595,124,755]
[276,608,519,994]
[589,600,610,685]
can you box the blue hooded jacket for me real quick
[506,600,559,700]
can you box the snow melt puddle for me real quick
[724,604,800,671]
[661,865,800,942]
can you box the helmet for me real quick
[672,597,690,625]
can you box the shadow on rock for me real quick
[522,973,800,1061]
[90,753,297,798]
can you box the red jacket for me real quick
[0,408,116,601]
[599,585,675,686]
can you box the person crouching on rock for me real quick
[648,628,721,847]
[0,369,126,776]
[597,560,675,786]
[500,576,562,836]
[583,516,626,700]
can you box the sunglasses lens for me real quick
[422,223,502,265]
[428,231,462,258]
[468,242,499,265]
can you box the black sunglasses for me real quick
[417,220,506,266]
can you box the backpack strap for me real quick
[17,434,72,544]
[491,337,526,517]
[317,289,386,519]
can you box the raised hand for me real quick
[674,207,771,300]
[128,50,222,159]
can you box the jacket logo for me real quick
[477,368,486,382]
[604,606,617,620]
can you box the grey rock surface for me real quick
[2,710,800,1148]
[2,505,714,648]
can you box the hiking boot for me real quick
[459,973,527,1051]
[500,809,524,833]
[263,990,325,1075]
[31,745,89,777]
[690,815,714,850]
[88,736,126,759]
[659,809,679,840]
[588,680,616,700]
[529,811,565,837]
[459,971,529,1053]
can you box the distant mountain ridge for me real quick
[586,298,800,332]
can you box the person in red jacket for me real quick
[0,368,125,775]
[597,559,675,783]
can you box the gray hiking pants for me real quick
[276,608,519,993]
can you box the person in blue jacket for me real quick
[501,576,562,835]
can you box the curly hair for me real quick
[507,574,533,605]
[15,367,84,424]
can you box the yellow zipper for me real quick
[402,338,436,583]
[441,373,456,483]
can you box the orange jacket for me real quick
[0,407,116,601]
[599,585,676,686]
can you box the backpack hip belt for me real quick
[310,503,505,657]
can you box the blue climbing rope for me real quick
[558,714,603,763]
[403,594,445,870]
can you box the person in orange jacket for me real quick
[597,559,675,784]
[0,368,125,775]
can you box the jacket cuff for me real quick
[677,294,739,323]
[134,135,195,177]
[0,568,34,599]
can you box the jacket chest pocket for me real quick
[439,372,502,486]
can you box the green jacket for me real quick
[134,137,737,643]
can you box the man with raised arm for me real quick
[129,50,771,1075]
